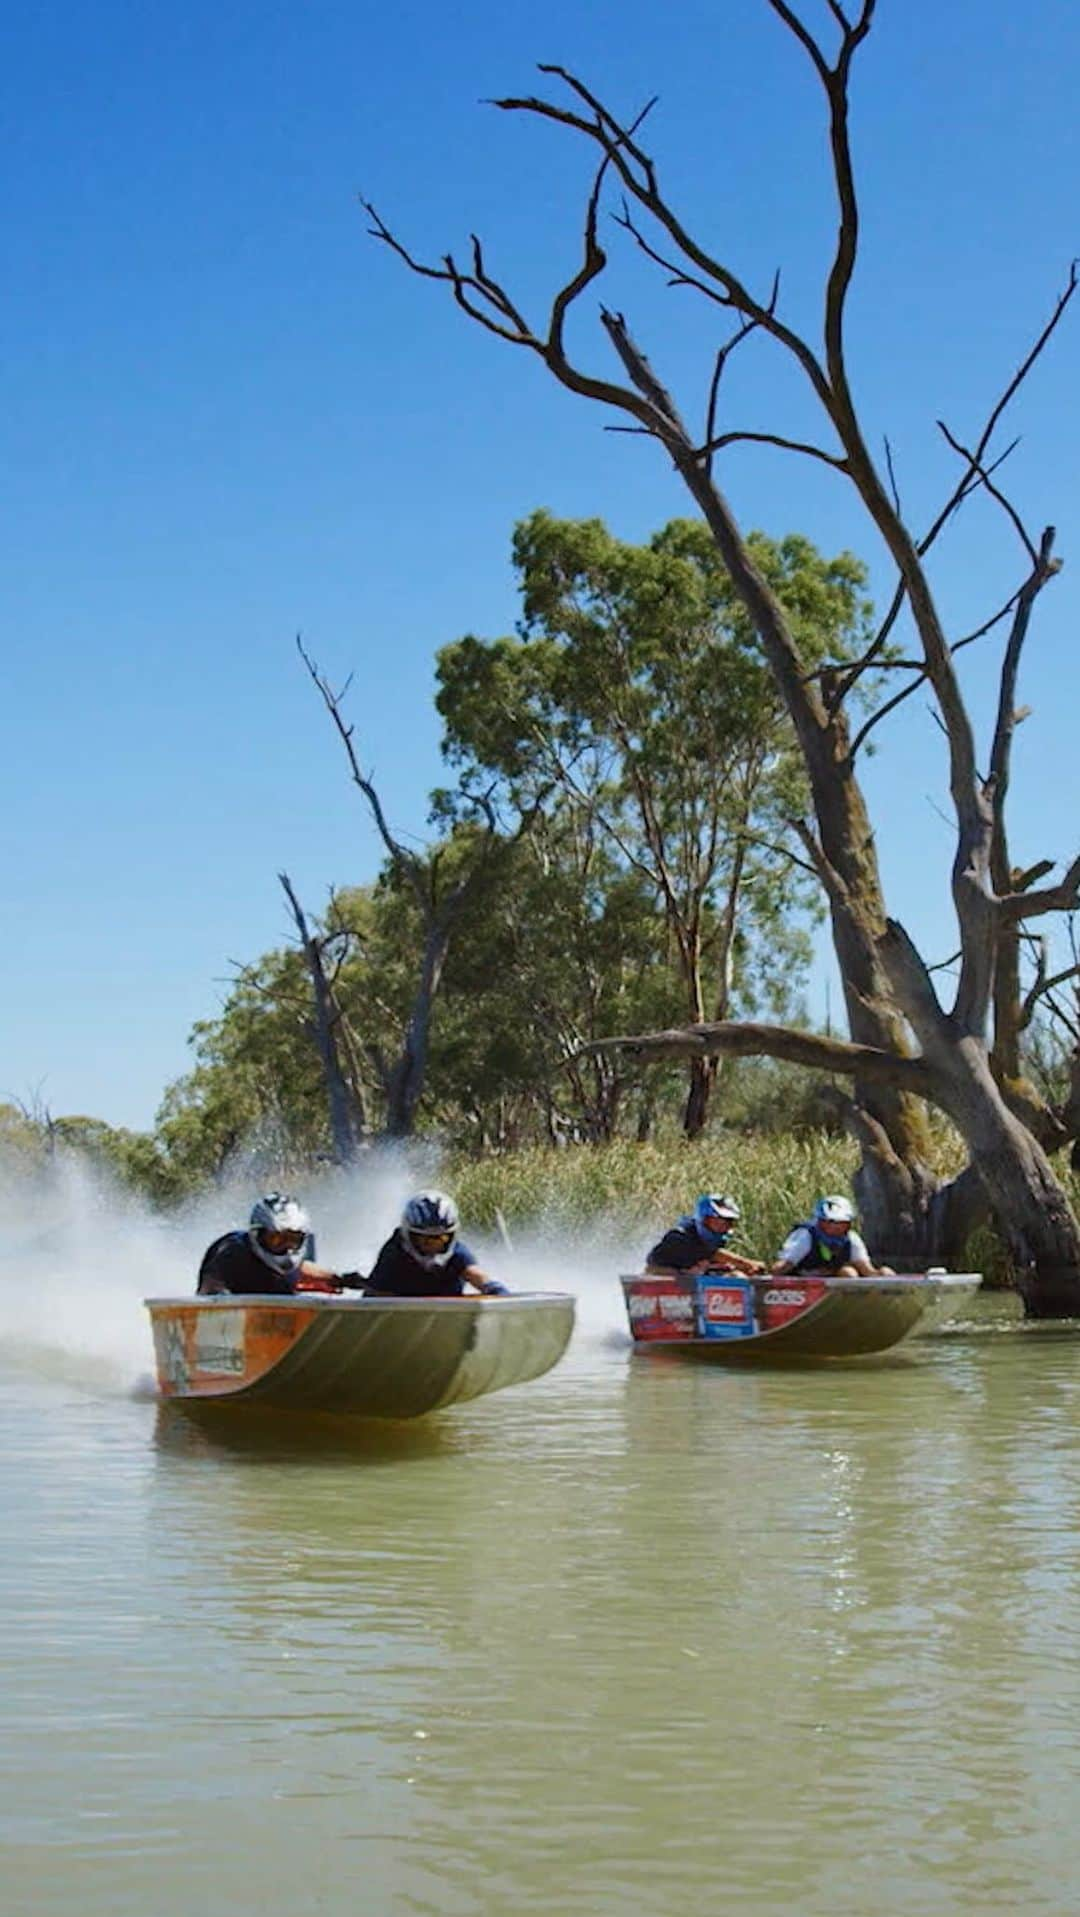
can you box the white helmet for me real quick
[400,1190,459,1268]
[249,1192,311,1276]
[814,1194,854,1228]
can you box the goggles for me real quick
[701,1214,735,1232]
[258,1228,307,1253]
[410,1229,453,1253]
[817,1216,851,1234]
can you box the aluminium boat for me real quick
[621,1270,980,1360]
[145,1291,575,1418]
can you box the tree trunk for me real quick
[881,923,1080,1311]
[384,923,451,1137]
[676,456,937,1253]
[279,874,366,1166]
[683,1055,717,1139]
[936,1038,1080,1315]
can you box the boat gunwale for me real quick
[618,1272,981,1291]
[144,1291,573,1311]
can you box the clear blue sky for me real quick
[2,0,1078,1129]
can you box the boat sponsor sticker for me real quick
[193,1309,246,1376]
[695,1278,756,1339]
[756,1278,826,1330]
[155,1318,190,1393]
[623,1277,696,1341]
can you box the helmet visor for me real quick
[258,1228,307,1254]
[700,1213,735,1232]
[409,1228,454,1255]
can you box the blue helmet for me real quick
[693,1193,741,1242]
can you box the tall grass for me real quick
[448,1135,861,1265]
[447,1134,1080,1281]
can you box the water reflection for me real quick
[7,1310,1080,1914]
[152,1400,470,1466]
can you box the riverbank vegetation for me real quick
[361,4,1080,1311]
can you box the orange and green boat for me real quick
[145,1291,575,1419]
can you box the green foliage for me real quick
[437,514,873,1063]
[18,513,891,1193]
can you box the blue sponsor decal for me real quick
[694,1276,757,1339]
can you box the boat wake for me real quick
[0,1147,634,1396]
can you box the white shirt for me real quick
[776,1225,870,1269]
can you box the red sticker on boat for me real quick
[757,1279,827,1329]
[623,1277,696,1340]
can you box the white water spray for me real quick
[0,1146,635,1395]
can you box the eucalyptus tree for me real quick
[361,1,1080,1308]
[438,512,859,1133]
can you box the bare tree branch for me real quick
[937,420,1038,566]
[581,1015,933,1094]
[987,527,1060,810]
[1001,856,1080,923]
[694,428,848,469]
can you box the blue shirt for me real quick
[366,1232,479,1297]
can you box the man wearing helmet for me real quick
[772,1195,892,1277]
[197,1192,346,1296]
[364,1190,507,1298]
[646,1194,765,1278]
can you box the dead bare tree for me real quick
[278,872,369,1164]
[361,1,1080,1310]
[299,638,535,1137]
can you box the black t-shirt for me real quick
[645,1222,712,1272]
[366,1233,478,1298]
[197,1231,298,1297]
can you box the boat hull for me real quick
[621,1272,980,1360]
[145,1293,575,1417]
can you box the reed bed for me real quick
[448,1135,861,1265]
[447,1134,1080,1282]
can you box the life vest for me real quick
[793,1222,853,1273]
[197,1230,245,1287]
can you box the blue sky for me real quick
[2,0,1079,1129]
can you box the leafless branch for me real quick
[986,527,1061,812]
[580,1013,933,1095]
[703,299,774,480]
[1001,855,1080,923]
[297,634,430,914]
[883,434,902,516]
[694,428,848,470]
[937,420,1038,566]
[788,817,851,905]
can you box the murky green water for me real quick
[4,1290,1080,1915]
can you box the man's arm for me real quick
[771,1227,812,1275]
[298,1259,343,1285]
[709,1249,766,1276]
[846,1231,894,1276]
[461,1264,509,1296]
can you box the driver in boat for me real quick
[197,1192,349,1297]
[645,1194,766,1277]
[363,1191,508,1299]
[772,1194,894,1277]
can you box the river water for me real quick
[4,1263,1080,1915]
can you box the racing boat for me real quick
[145,1291,575,1418]
[621,1270,980,1360]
